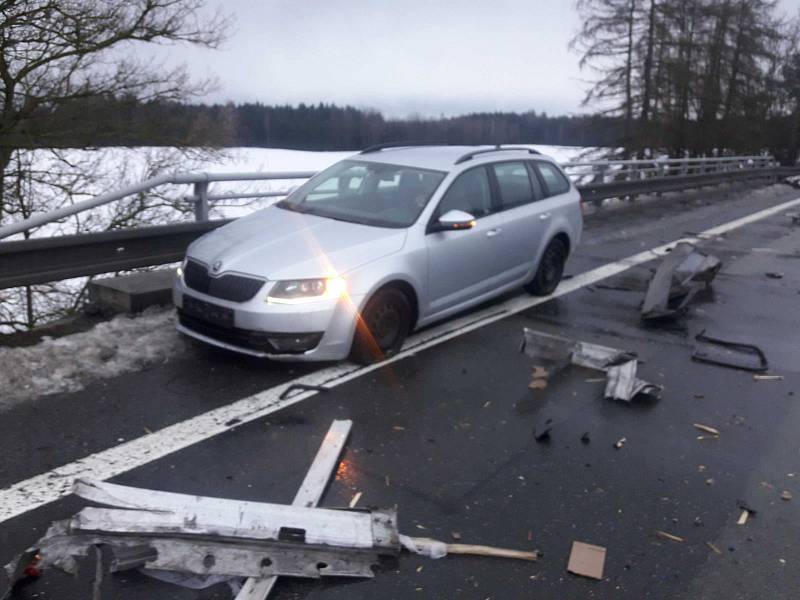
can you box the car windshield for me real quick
[276,160,446,228]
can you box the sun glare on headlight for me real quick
[324,277,347,298]
[267,277,347,304]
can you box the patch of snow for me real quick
[0,307,186,409]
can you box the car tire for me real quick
[350,287,412,365]
[525,237,567,296]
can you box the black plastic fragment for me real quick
[691,330,768,373]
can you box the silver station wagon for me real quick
[174,145,583,363]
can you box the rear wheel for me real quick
[350,287,412,364]
[525,237,567,296]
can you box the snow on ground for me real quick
[0,307,186,409]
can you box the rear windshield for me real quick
[277,160,446,228]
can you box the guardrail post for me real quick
[590,165,608,207]
[193,181,209,222]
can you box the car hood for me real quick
[186,206,408,280]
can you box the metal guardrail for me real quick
[0,155,792,290]
[0,220,232,289]
[0,171,316,240]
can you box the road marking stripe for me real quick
[2,196,799,524]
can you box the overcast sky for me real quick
[163,0,800,118]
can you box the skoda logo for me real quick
[211,260,222,273]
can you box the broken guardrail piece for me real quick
[691,330,768,372]
[3,480,400,587]
[521,328,662,402]
[3,417,541,600]
[641,242,721,321]
[605,359,662,402]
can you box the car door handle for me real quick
[539,213,551,220]
[486,228,502,238]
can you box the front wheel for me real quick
[350,287,412,365]
[524,238,567,296]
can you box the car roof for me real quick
[352,145,558,172]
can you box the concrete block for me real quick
[88,270,176,314]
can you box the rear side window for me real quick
[436,167,492,218]
[535,162,571,196]
[492,162,535,209]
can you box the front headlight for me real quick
[176,258,187,279]
[267,277,346,304]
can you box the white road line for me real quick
[2,196,799,524]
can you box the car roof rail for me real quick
[359,140,449,154]
[454,145,540,165]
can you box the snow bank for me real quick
[0,308,186,409]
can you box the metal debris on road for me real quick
[521,329,662,402]
[641,242,721,321]
[4,482,400,590]
[604,359,662,402]
[4,418,541,600]
[691,331,768,373]
[753,374,784,381]
[566,541,606,580]
[693,423,720,437]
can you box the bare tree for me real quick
[573,0,788,157]
[0,0,229,223]
[573,0,643,155]
[0,0,230,332]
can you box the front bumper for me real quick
[173,278,363,361]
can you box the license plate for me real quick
[183,295,234,328]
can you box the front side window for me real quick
[492,162,535,209]
[535,162,571,196]
[435,167,492,219]
[278,160,445,228]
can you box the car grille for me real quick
[184,259,265,303]
[178,312,323,354]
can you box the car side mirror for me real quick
[430,209,476,233]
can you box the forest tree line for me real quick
[17,96,624,151]
[574,0,800,163]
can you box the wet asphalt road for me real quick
[1,182,799,599]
